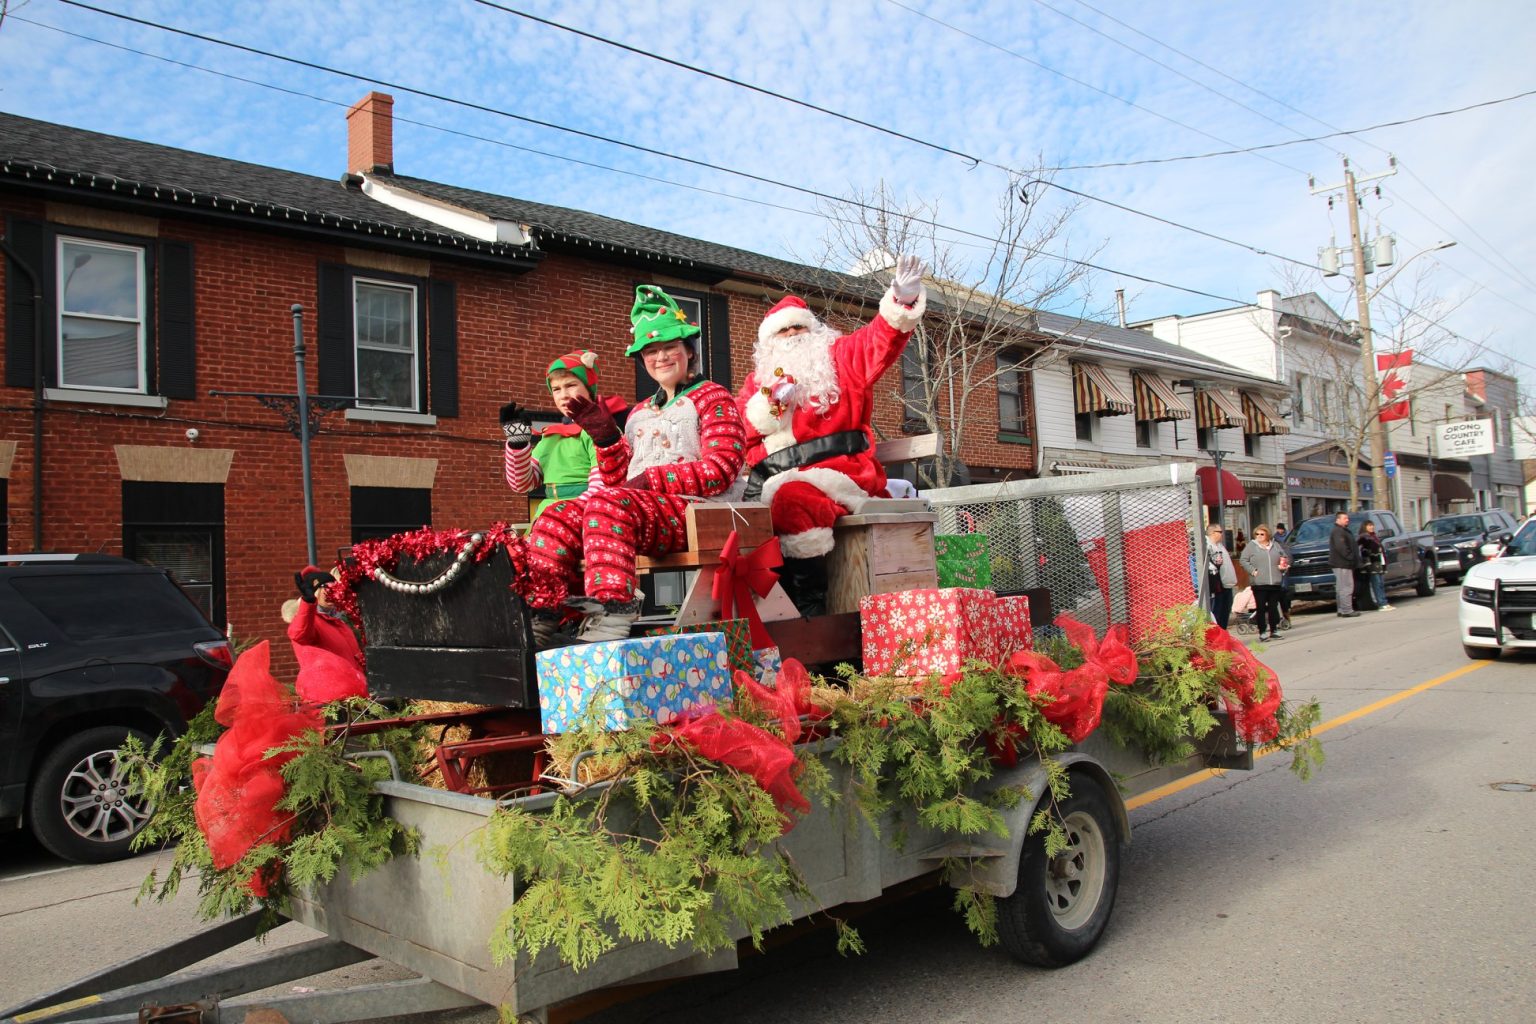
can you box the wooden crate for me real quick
[826,506,940,615]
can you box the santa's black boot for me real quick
[778,556,829,618]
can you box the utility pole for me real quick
[1312,156,1397,512]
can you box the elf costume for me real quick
[520,286,747,643]
[502,350,626,521]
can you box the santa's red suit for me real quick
[737,286,925,557]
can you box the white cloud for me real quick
[2,0,1532,371]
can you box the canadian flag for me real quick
[1377,350,1413,423]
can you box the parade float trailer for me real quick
[3,464,1256,1024]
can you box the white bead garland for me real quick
[371,533,484,596]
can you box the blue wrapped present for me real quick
[534,632,733,735]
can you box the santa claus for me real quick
[737,255,927,615]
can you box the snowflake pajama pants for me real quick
[521,487,692,609]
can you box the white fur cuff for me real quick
[880,287,927,334]
[744,390,784,436]
[780,526,835,558]
[759,305,817,343]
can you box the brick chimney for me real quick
[347,92,394,174]
[1465,369,1486,403]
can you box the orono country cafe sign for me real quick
[1436,419,1496,458]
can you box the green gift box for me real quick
[645,618,754,676]
[935,534,992,589]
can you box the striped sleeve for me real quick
[503,441,541,493]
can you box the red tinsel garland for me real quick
[327,523,528,643]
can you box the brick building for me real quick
[1,98,1045,662]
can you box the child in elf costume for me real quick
[501,350,628,522]
[518,286,747,647]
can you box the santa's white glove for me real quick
[890,254,925,304]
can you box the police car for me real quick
[1459,518,1536,659]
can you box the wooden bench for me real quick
[586,433,944,628]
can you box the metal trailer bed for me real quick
[3,465,1241,1024]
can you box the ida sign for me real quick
[1436,418,1496,458]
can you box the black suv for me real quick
[0,555,230,862]
[1426,510,1519,584]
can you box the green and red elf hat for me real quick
[625,285,700,356]
[546,349,599,396]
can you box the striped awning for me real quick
[1072,362,1134,416]
[1132,372,1193,422]
[1240,391,1291,436]
[1194,389,1248,431]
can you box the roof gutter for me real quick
[0,162,544,271]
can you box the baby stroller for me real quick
[1230,586,1259,634]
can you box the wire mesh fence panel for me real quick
[925,466,1204,643]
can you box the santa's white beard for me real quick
[753,323,841,414]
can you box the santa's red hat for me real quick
[758,295,818,343]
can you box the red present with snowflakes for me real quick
[861,587,1014,676]
[990,595,1034,660]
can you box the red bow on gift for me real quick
[712,530,783,649]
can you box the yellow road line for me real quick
[1124,660,1492,811]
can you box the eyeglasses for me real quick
[639,342,686,363]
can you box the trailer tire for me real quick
[998,773,1121,967]
[28,726,154,863]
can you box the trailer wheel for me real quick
[998,773,1121,967]
[1415,559,1437,597]
[28,726,154,863]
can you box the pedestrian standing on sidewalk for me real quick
[1358,520,1392,611]
[1329,511,1361,617]
[1206,523,1237,629]
[1240,524,1289,641]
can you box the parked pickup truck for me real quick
[1281,510,1438,605]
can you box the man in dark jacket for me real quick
[1329,511,1361,617]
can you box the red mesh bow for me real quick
[652,709,809,828]
[736,658,827,744]
[191,641,322,894]
[1200,624,1283,743]
[1002,616,1139,743]
[712,531,783,649]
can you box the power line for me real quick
[1393,162,1536,295]
[39,1,1330,312]
[1065,0,1347,141]
[1029,0,1328,150]
[881,0,1311,177]
[469,0,1005,175]
[1043,88,1536,171]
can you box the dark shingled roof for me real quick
[0,111,537,264]
[0,111,1270,387]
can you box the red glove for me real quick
[565,396,621,447]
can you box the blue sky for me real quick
[3,0,1534,378]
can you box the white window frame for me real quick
[352,276,420,413]
[56,235,147,394]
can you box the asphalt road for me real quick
[3,586,1532,1023]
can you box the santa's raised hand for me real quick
[890,254,926,305]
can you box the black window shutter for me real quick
[427,280,457,417]
[4,217,48,389]
[316,262,354,404]
[156,240,196,399]
[706,293,732,388]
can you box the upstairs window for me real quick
[353,278,419,411]
[57,237,147,392]
[996,348,1033,437]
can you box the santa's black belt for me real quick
[743,430,869,500]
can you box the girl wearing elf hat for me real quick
[501,350,628,522]
[517,285,747,646]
